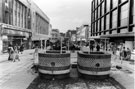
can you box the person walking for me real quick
[20,44,24,54]
[8,44,14,61]
[13,46,20,62]
[120,47,127,60]
[115,48,120,61]
[96,44,100,51]
[126,48,131,61]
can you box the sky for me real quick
[33,0,91,33]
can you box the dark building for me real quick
[91,0,135,50]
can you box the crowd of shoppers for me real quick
[8,44,24,62]
[115,47,131,61]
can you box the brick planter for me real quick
[38,51,70,79]
[77,51,111,79]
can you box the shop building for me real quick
[91,0,135,50]
[0,0,32,53]
[0,0,50,53]
[30,1,50,49]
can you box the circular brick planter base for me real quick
[39,73,70,80]
[79,72,110,80]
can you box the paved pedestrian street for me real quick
[0,50,134,89]
[27,70,124,89]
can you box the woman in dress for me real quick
[13,46,20,62]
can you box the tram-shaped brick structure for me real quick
[77,36,111,79]
[77,51,111,79]
[38,37,71,79]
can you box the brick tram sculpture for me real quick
[77,51,111,79]
[38,37,71,79]
[38,50,70,79]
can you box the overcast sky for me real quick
[33,0,91,33]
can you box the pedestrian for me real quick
[20,44,24,54]
[115,48,120,61]
[120,47,127,60]
[90,44,94,52]
[13,46,20,62]
[96,44,100,51]
[33,45,39,73]
[125,48,131,61]
[8,44,14,61]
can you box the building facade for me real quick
[0,0,32,53]
[50,29,60,43]
[65,30,76,42]
[76,25,90,42]
[30,1,50,48]
[0,0,50,53]
[91,0,135,50]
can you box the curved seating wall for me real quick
[38,52,70,75]
[77,51,111,76]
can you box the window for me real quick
[92,13,94,22]
[102,2,104,16]
[120,10,128,19]
[133,1,135,15]
[95,11,97,20]
[120,4,128,26]
[98,7,100,18]
[95,22,97,32]
[106,0,110,12]
[106,14,109,29]
[112,0,118,8]
[112,10,117,28]
[121,3,129,11]
[121,0,127,3]
[98,20,100,32]
[95,0,97,7]
[101,18,104,31]
[92,1,94,11]
[120,18,128,26]
[97,0,100,5]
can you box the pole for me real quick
[40,39,42,50]
[44,40,46,53]
[68,39,69,51]
[60,38,62,54]
[105,39,106,52]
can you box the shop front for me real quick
[0,27,31,53]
